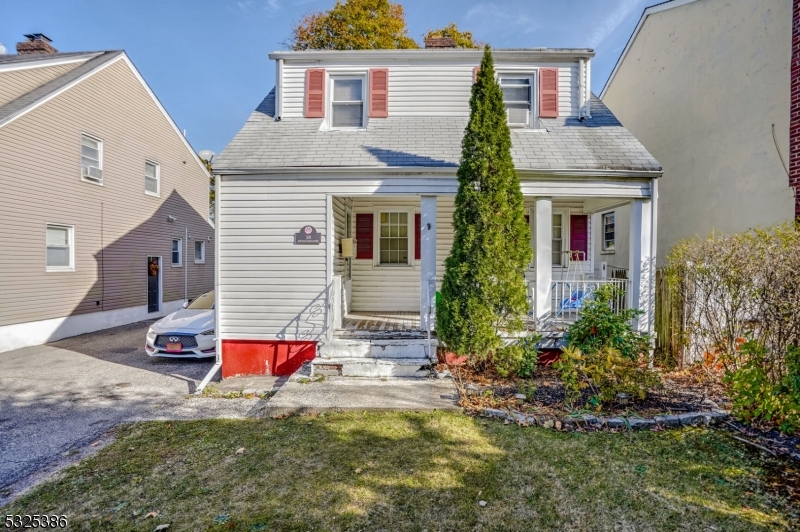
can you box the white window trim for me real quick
[194,240,206,264]
[172,238,183,267]
[602,211,616,253]
[552,208,570,268]
[45,223,75,272]
[326,72,368,131]
[80,133,104,186]
[144,159,161,197]
[496,70,544,130]
[372,206,415,267]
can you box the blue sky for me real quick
[2,0,652,155]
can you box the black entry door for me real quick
[147,257,160,313]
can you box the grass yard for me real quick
[3,411,797,531]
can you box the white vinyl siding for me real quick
[281,61,581,119]
[145,160,160,196]
[45,224,74,272]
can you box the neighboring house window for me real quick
[46,224,74,272]
[80,134,103,184]
[172,238,182,266]
[500,76,533,127]
[194,240,205,264]
[145,160,160,196]
[378,211,409,265]
[603,212,615,251]
[331,77,364,128]
[552,213,564,266]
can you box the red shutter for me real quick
[415,213,421,260]
[305,69,325,118]
[539,67,559,118]
[356,213,373,259]
[570,215,588,261]
[473,66,480,84]
[369,68,389,118]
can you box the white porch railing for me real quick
[549,278,630,324]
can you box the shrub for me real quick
[725,340,800,434]
[666,222,800,370]
[566,284,650,360]
[492,333,541,378]
[554,346,660,409]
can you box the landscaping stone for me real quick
[678,412,710,427]
[709,410,729,424]
[654,415,681,428]
[483,408,508,419]
[626,417,655,430]
[582,414,601,427]
[465,384,480,397]
[605,417,626,429]
[542,418,555,429]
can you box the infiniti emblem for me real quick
[169,336,179,342]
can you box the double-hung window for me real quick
[46,224,74,272]
[331,77,364,128]
[500,76,533,128]
[378,211,409,265]
[145,160,160,196]
[194,240,205,264]
[172,238,182,266]
[80,134,103,184]
[603,212,615,251]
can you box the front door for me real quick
[147,256,160,313]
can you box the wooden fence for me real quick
[654,268,687,366]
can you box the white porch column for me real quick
[534,197,553,322]
[628,198,654,333]
[420,196,437,331]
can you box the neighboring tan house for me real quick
[212,41,662,378]
[0,34,214,353]
[601,0,796,265]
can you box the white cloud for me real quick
[465,2,541,37]
[586,0,640,48]
[231,0,281,15]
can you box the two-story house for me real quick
[601,0,795,264]
[0,34,215,353]
[213,42,662,378]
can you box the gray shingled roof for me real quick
[215,89,661,173]
[0,51,101,65]
[0,51,123,127]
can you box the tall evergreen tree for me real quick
[438,46,532,360]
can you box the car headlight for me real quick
[146,328,157,339]
[200,329,215,336]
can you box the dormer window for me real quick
[331,77,364,128]
[500,76,533,128]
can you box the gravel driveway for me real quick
[0,320,257,499]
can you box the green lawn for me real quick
[3,411,797,531]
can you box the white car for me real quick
[145,290,216,358]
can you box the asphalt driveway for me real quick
[0,320,240,496]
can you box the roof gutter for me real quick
[215,166,662,179]
[269,49,595,62]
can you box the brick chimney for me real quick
[16,34,57,55]
[792,0,800,217]
[424,37,456,49]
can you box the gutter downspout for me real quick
[579,58,586,118]
[276,59,283,120]
[184,226,188,303]
[585,57,592,118]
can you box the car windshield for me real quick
[187,291,214,310]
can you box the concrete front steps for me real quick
[313,338,437,378]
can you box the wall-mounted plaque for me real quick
[294,225,321,245]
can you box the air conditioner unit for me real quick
[81,165,103,182]
[507,108,529,127]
